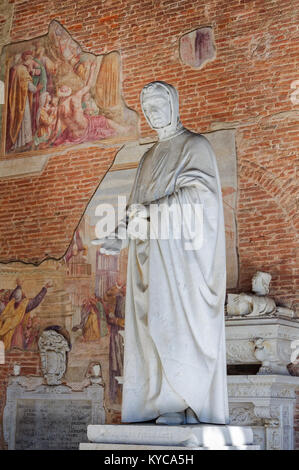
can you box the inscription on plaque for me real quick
[15,398,92,450]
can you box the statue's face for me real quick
[142,88,172,129]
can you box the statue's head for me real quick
[140,81,183,140]
[252,271,271,295]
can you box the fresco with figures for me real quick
[0,20,138,156]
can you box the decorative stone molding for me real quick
[228,375,299,450]
[38,330,70,385]
[226,316,299,375]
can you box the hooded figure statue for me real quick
[96,81,229,425]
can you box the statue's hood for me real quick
[140,81,184,140]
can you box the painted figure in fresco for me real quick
[34,92,58,148]
[102,282,125,404]
[32,43,58,139]
[22,315,41,351]
[7,51,43,152]
[0,290,10,315]
[34,42,57,94]
[0,279,52,350]
[49,61,116,146]
[64,230,87,264]
[51,21,80,64]
[30,48,47,137]
[82,92,99,116]
[72,296,108,342]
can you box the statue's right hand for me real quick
[91,237,122,255]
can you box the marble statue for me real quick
[226,271,294,317]
[94,81,229,425]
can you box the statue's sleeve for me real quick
[152,135,220,212]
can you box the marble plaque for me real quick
[15,398,91,450]
[4,378,105,450]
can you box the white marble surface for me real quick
[226,271,294,318]
[86,423,254,449]
[80,443,260,450]
[228,374,299,450]
[226,316,299,375]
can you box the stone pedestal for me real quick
[228,375,299,450]
[80,423,259,450]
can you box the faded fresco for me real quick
[0,279,51,351]
[0,21,138,156]
[0,131,237,417]
[180,27,216,69]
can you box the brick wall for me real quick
[0,0,297,310]
[0,350,41,449]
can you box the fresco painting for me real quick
[61,169,133,408]
[1,21,138,156]
[0,279,52,352]
[180,27,216,69]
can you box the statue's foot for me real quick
[156,411,185,425]
[185,407,200,424]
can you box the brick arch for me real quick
[238,160,297,233]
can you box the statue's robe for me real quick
[121,129,229,424]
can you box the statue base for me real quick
[80,423,259,450]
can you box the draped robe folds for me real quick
[121,129,229,424]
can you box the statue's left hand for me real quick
[92,237,122,255]
[127,204,150,240]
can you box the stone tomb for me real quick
[4,377,105,450]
